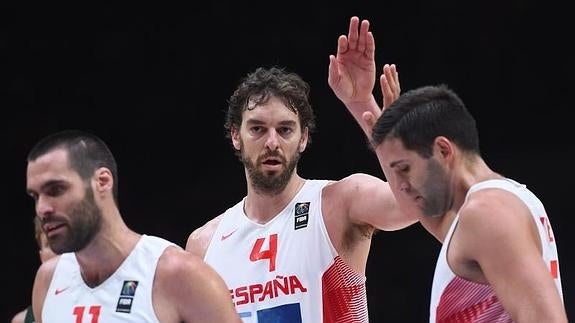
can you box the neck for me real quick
[75,209,141,287]
[419,211,457,243]
[244,175,306,224]
[453,155,502,209]
[422,155,502,243]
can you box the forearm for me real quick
[343,95,380,139]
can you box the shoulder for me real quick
[152,247,228,320]
[321,173,411,231]
[32,255,61,322]
[461,187,531,228]
[155,247,228,300]
[35,254,60,287]
[185,214,224,258]
[157,246,212,277]
[154,247,241,321]
[457,188,535,248]
[11,309,26,323]
[323,173,394,213]
[324,173,388,197]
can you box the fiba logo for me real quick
[294,202,310,230]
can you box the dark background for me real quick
[2,1,572,321]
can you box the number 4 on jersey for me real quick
[250,234,278,272]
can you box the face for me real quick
[376,138,452,218]
[26,149,103,254]
[232,96,307,195]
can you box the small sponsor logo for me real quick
[120,280,139,296]
[116,280,139,313]
[116,297,133,313]
[294,202,310,230]
[221,229,238,241]
[54,287,69,295]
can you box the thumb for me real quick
[362,112,377,130]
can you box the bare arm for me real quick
[155,247,241,323]
[32,256,59,323]
[458,191,567,322]
[328,16,400,138]
[326,173,418,231]
[326,18,417,232]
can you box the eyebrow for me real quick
[245,119,297,127]
[277,120,297,127]
[389,159,408,169]
[27,179,67,196]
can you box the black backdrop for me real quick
[2,1,573,321]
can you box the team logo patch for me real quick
[116,280,139,313]
[294,202,310,230]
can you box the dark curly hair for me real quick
[225,66,316,146]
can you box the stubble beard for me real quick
[48,185,103,254]
[242,149,301,196]
[421,158,452,218]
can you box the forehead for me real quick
[242,96,299,125]
[375,138,415,168]
[26,148,78,189]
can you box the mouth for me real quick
[262,156,282,164]
[414,196,425,207]
[261,157,283,170]
[44,223,66,238]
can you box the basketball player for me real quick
[26,130,241,323]
[372,85,566,322]
[328,23,567,320]
[185,17,419,322]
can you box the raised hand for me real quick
[362,63,401,130]
[328,16,376,108]
[329,16,402,138]
[380,64,400,109]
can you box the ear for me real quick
[298,127,309,153]
[93,167,114,195]
[231,126,241,151]
[434,136,454,161]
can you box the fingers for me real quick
[347,16,360,50]
[328,55,340,88]
[380,74,391,109]
[357,19,370,54]
[362,111,378,132]
[366,31,375,60]
[337,34,348,55]
[341,16,372,57]
[388,64,400,94]
[381,64,400,108]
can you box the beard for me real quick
[47,185,103,254]
[420,158,452,218]
[241,147,300,196]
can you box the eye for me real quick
[277,127,293,136]
[398,164,410,173]
[45,185,66,197]
[250,126,264,134]
[28,192,39,202]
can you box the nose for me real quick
[398,181,410,193]
[265,129,280,151]
[36,196,54,220]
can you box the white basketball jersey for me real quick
[42,235,176,323]
[429,179,563,322]
[204,179,369,323]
